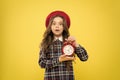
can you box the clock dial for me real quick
[63,44,74,55]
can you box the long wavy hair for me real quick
[40,15,70,53]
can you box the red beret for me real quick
[45,10,70,28]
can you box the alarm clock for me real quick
[62,41,75,56]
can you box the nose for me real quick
[55,24,59,28]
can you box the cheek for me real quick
[51,26,54,30]
[61,29,64,33]
[60,26,64,31]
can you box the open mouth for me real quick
[55,29,60,31]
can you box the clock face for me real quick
[63,44,74,55]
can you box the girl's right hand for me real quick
[59,54,75,62]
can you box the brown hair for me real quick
[40,15,70,53]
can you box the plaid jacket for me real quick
[38,39,88,80]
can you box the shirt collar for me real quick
[54,36,63,42]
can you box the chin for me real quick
[54,34,62,37]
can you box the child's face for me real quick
[51,17,64,37]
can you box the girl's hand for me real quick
[65,36,79,47]
[59,54,75,62]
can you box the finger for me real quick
[65,38,68,41]
[68,37,75,42]
[66,56,75,60]
[61,54,67,57]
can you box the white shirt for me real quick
[54,36,63,42]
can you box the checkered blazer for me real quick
[38,39,88,80]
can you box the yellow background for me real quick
[1,0,120,80]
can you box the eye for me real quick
[59,23,63,26]
[52,22,56,25]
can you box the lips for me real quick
[55,29,60,31]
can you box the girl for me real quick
[38,10,88,80]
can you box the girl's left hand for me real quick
[65,36,79,47]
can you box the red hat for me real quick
[45,10,70,28]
